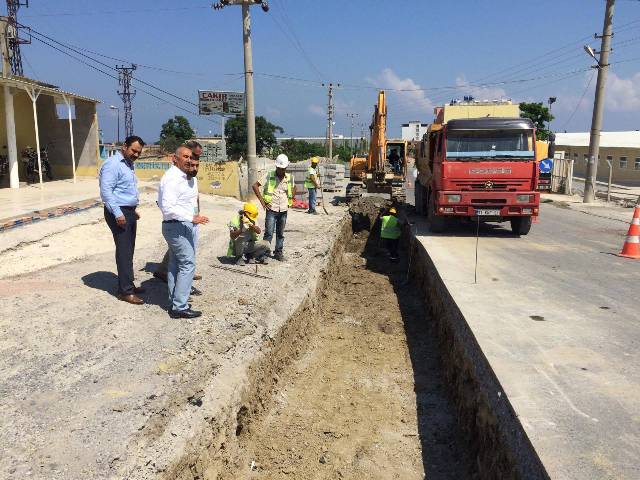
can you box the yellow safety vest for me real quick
[304,166,317,189]
[380,215,401,240]
[263,171,293,207]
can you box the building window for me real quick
[584,154,589,163]
[635,158,640,170]
[620,156,627,169]
[573,153,578,159]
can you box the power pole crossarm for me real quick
[584,0,615,203]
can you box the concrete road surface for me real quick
[411,201,639,479]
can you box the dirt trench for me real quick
[216,200,475,479]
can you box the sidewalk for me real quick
[0,179,155,232]
[541,192,636,224]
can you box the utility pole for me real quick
[346,113,358,157]
[323,83,340,161]
[1,16,18,188]
[584,0,615,203]
[5,0,29,77]
[116,64,136,138]
[212,0,269,197]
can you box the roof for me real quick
[555,132,640,149]
[446,118,534,131]
[0,75,101,104]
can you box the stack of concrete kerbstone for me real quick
[318,164,346,192]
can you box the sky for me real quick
[14,0,640,143]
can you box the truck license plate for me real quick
[475,209,500,216]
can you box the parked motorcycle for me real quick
[21,146,53,183]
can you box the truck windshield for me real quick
[446,130,534,161]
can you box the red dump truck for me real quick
[414,101,540,235]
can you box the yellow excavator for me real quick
[346,90,408,202]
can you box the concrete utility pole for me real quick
[116,64,136,138]
[584,0,615,203]
[323,83,339,161]
[212,0,269,196]
[346,112,358,156]
[0,16,18,188]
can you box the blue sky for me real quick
[16,0,640,143]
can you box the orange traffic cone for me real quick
[619,204,640,259]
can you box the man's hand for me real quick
[259,199,271,211]
[116,215,126,228]
[192,214,209,225]
[135,211,141,220]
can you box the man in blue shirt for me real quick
[99,135,145,304]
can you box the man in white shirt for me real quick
[158,145,209,319]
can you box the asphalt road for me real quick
[410,199,639,479]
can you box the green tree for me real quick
[274,139,325,162]
[225,116,284,159]
[159,115,195,153]
[519,102,554,141]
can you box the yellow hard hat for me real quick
[311,156,319,164]
[389,207,397,214]
[243,202,259,221]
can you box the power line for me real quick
[562,70,597,130]
[27,27,200,108]
[28,34,219,126]
[22,5,211,17]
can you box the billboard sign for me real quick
[200,140,227,163]
[198,91,245,116]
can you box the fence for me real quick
[551,157,574,195]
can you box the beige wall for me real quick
[557,144,640,186]
[114,155,243,199]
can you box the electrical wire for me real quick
[28,34,219,126]
[22,5,211,18]
[561,70,597,131]
[268,0,325,81]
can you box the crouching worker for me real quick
[380,207,403,261]
[228,203,271,265]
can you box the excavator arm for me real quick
[368,90,387,173]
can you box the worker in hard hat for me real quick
[228,202,271,265]
[380,207,403,261]
[252,153,297,262]
[304,156,321,215]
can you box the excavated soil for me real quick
[219,202,475,479]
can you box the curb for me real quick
[0,198,103,233]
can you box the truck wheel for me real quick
[427,191,446,233]
[510,216,532,236]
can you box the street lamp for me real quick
[547,96,556,135]
[109,105,120,144]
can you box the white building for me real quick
[401,121,429,142]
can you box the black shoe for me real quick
[169,308,202,319]
[190,286,202,296]
[273,252,285,262]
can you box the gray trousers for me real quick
[233,237,271,259]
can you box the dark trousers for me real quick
[383,238,399,258]
[104,206,137,295]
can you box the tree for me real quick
[274,139,325,162]
[519,102,554,141]
[159,115,195,153]
[225,115,284,159]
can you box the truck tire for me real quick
[427,190,446,233]
[510,216,532,236]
